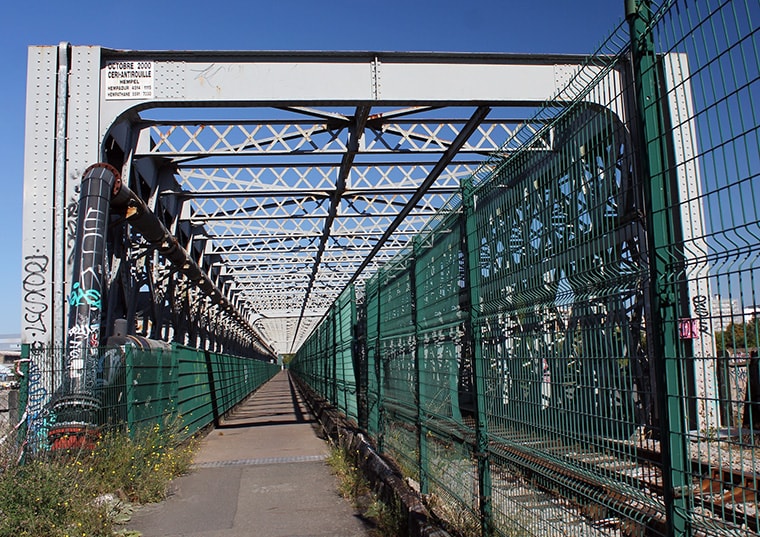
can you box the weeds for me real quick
[0,456,111,537]
[327,445,370,500]
[0,421,197,537]
[365,495,404,537]
[425,491,482,537]
[326,444,404,537]
[86,422,196,503]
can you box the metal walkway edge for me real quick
[127,370,373,537]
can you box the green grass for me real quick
[0,422,197,537]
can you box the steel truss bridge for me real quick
[18,4,760,535]
[23,46,624,357]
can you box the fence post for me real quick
[355,289,369,432]
[374,280,386,453]
[410,243,429,495]
[626,1,690,535]
[125,346,135,436]
[331,309,338,407]
[204,349,220,427]
[462,177,493,536]
[16,344,30,461]
[170,345,180,421]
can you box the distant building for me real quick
[710,295,742,331]
[0,334,21,364]
[743,304,760,320]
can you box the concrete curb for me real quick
[293,376,451,537]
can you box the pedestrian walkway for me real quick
[127,370,373,537]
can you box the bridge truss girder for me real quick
[22,46,621,355]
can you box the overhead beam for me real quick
[345,106,492,288]
[166,186,459,199]
[292,105,371,351]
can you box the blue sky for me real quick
[0,0,625,334]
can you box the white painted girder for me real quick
[141,119,540,157]
[196,213,434,236]
[183,192,455,220]
[177,163,478,191]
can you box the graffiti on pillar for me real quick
[679,318,700,339]
[21,345,56,451]
[22,254,50,339]
[692,294,711,335]
[65,184,80,265]
[67,282,101,309]
[66,314,100,394]
[95,346,124,389]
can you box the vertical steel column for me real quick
[626,1,689,535]
[22,46,57,352]
[462,177,493,536]
[52,42,69,348]
[410,245,429,495]
[50,163,122,449]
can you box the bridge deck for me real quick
[128,370,372,537]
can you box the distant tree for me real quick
[715,317,759,354]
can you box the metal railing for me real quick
[291,1,760,535]
[13,343,279,454]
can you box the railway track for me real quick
[491,433,759,536]
[634,440,759,535]
[377,409,759,535]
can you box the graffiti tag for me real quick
[23,348,56,450]
[65,184,80,265]
[66,316,100,393]
[68,282,101,309]
[95,347,123,389]
[692,295,711,335]
[22,255,50,337]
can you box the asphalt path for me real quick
[127,370,373,537]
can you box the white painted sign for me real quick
[105,60,154,100]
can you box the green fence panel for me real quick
[207,351,223,419]
[415,213,468,427]
[291,285,359,422]
[174,345,213,436]
[639,1,760,535]
[214,352,234,416]
[335,286,358,421]
[172,345,279,436]
[378,256,416,415]
[16,343,278,455]
[127,345,177,432]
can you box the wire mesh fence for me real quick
[291,1,760,535]
[292,285,360,424]
[11,343,279,456]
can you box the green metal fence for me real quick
[294,286,359,424]
[16,343,279,453]
[292,1,760,535]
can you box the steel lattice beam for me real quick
[22,46,624,355]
